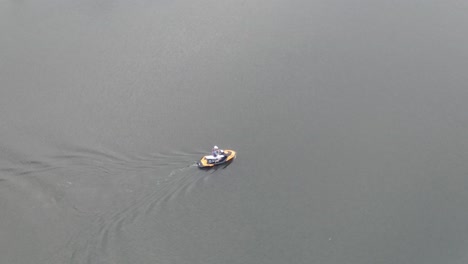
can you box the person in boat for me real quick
[212,146,219,157]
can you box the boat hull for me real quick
[198,150,236,168]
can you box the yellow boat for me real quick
[197,149,236,168]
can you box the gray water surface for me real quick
[1,0,468,263]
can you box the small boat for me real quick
[197,149,236,168]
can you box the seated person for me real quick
[212,146,224,158]
[212,146,219,157]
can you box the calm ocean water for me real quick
[1,0,468,263]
